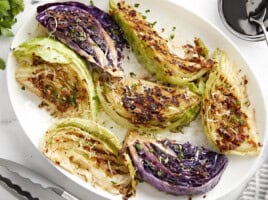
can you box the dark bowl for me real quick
[218,0,265,42]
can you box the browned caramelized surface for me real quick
[100,76,199,127]
[43,128,132,196]
[203,74,258,152]
[116,1,214,73]
[29,57,87,114]
[121,85,188,124]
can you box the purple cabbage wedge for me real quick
[36,2,126,77]
[125,132,228,196]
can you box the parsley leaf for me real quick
[0,0,24,37]
[0,58,6,70]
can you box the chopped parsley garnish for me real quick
[76,18,81,24]
[129,72,136,77]
[134,3,140,8]
[145,9,150,13]
[170,34,175,40]
[131,83,138,90]
[239,118,244,125]
[68,95,77,106]
[164,157,169,164]
[138,178,144,183]
[92,95,99,102]
[89,25,96,31]
[52,90,58,98]
[70,27,75,33]
[135,143,143,151]
[89,0,95,6]
[172,26,176,31]
[0,58,6,70]
[111,180,117,185]
[150,21,157,27]
[149,147,154,153]
[157,170,163,177]
[177,152,184,160]
[142,15,147,19]
[79,36,85,41]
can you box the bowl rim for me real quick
[218,0,266,42]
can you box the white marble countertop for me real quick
[0,0,267,199]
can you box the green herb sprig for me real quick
[0,0,24,37]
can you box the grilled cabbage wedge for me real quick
[14,37,96,119]
[109,0,214,84]
[201,49,259,155]
[124,131,228,195]
[36,2,125,77]
[96,74,201,131]
[40,118,136,198]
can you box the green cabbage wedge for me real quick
[14,37,97,119]
[40,118,136,197]
[96,75,201,131]
[109,0,214,85]
[201,49,259,155]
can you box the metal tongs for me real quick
[0,158,79,200]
